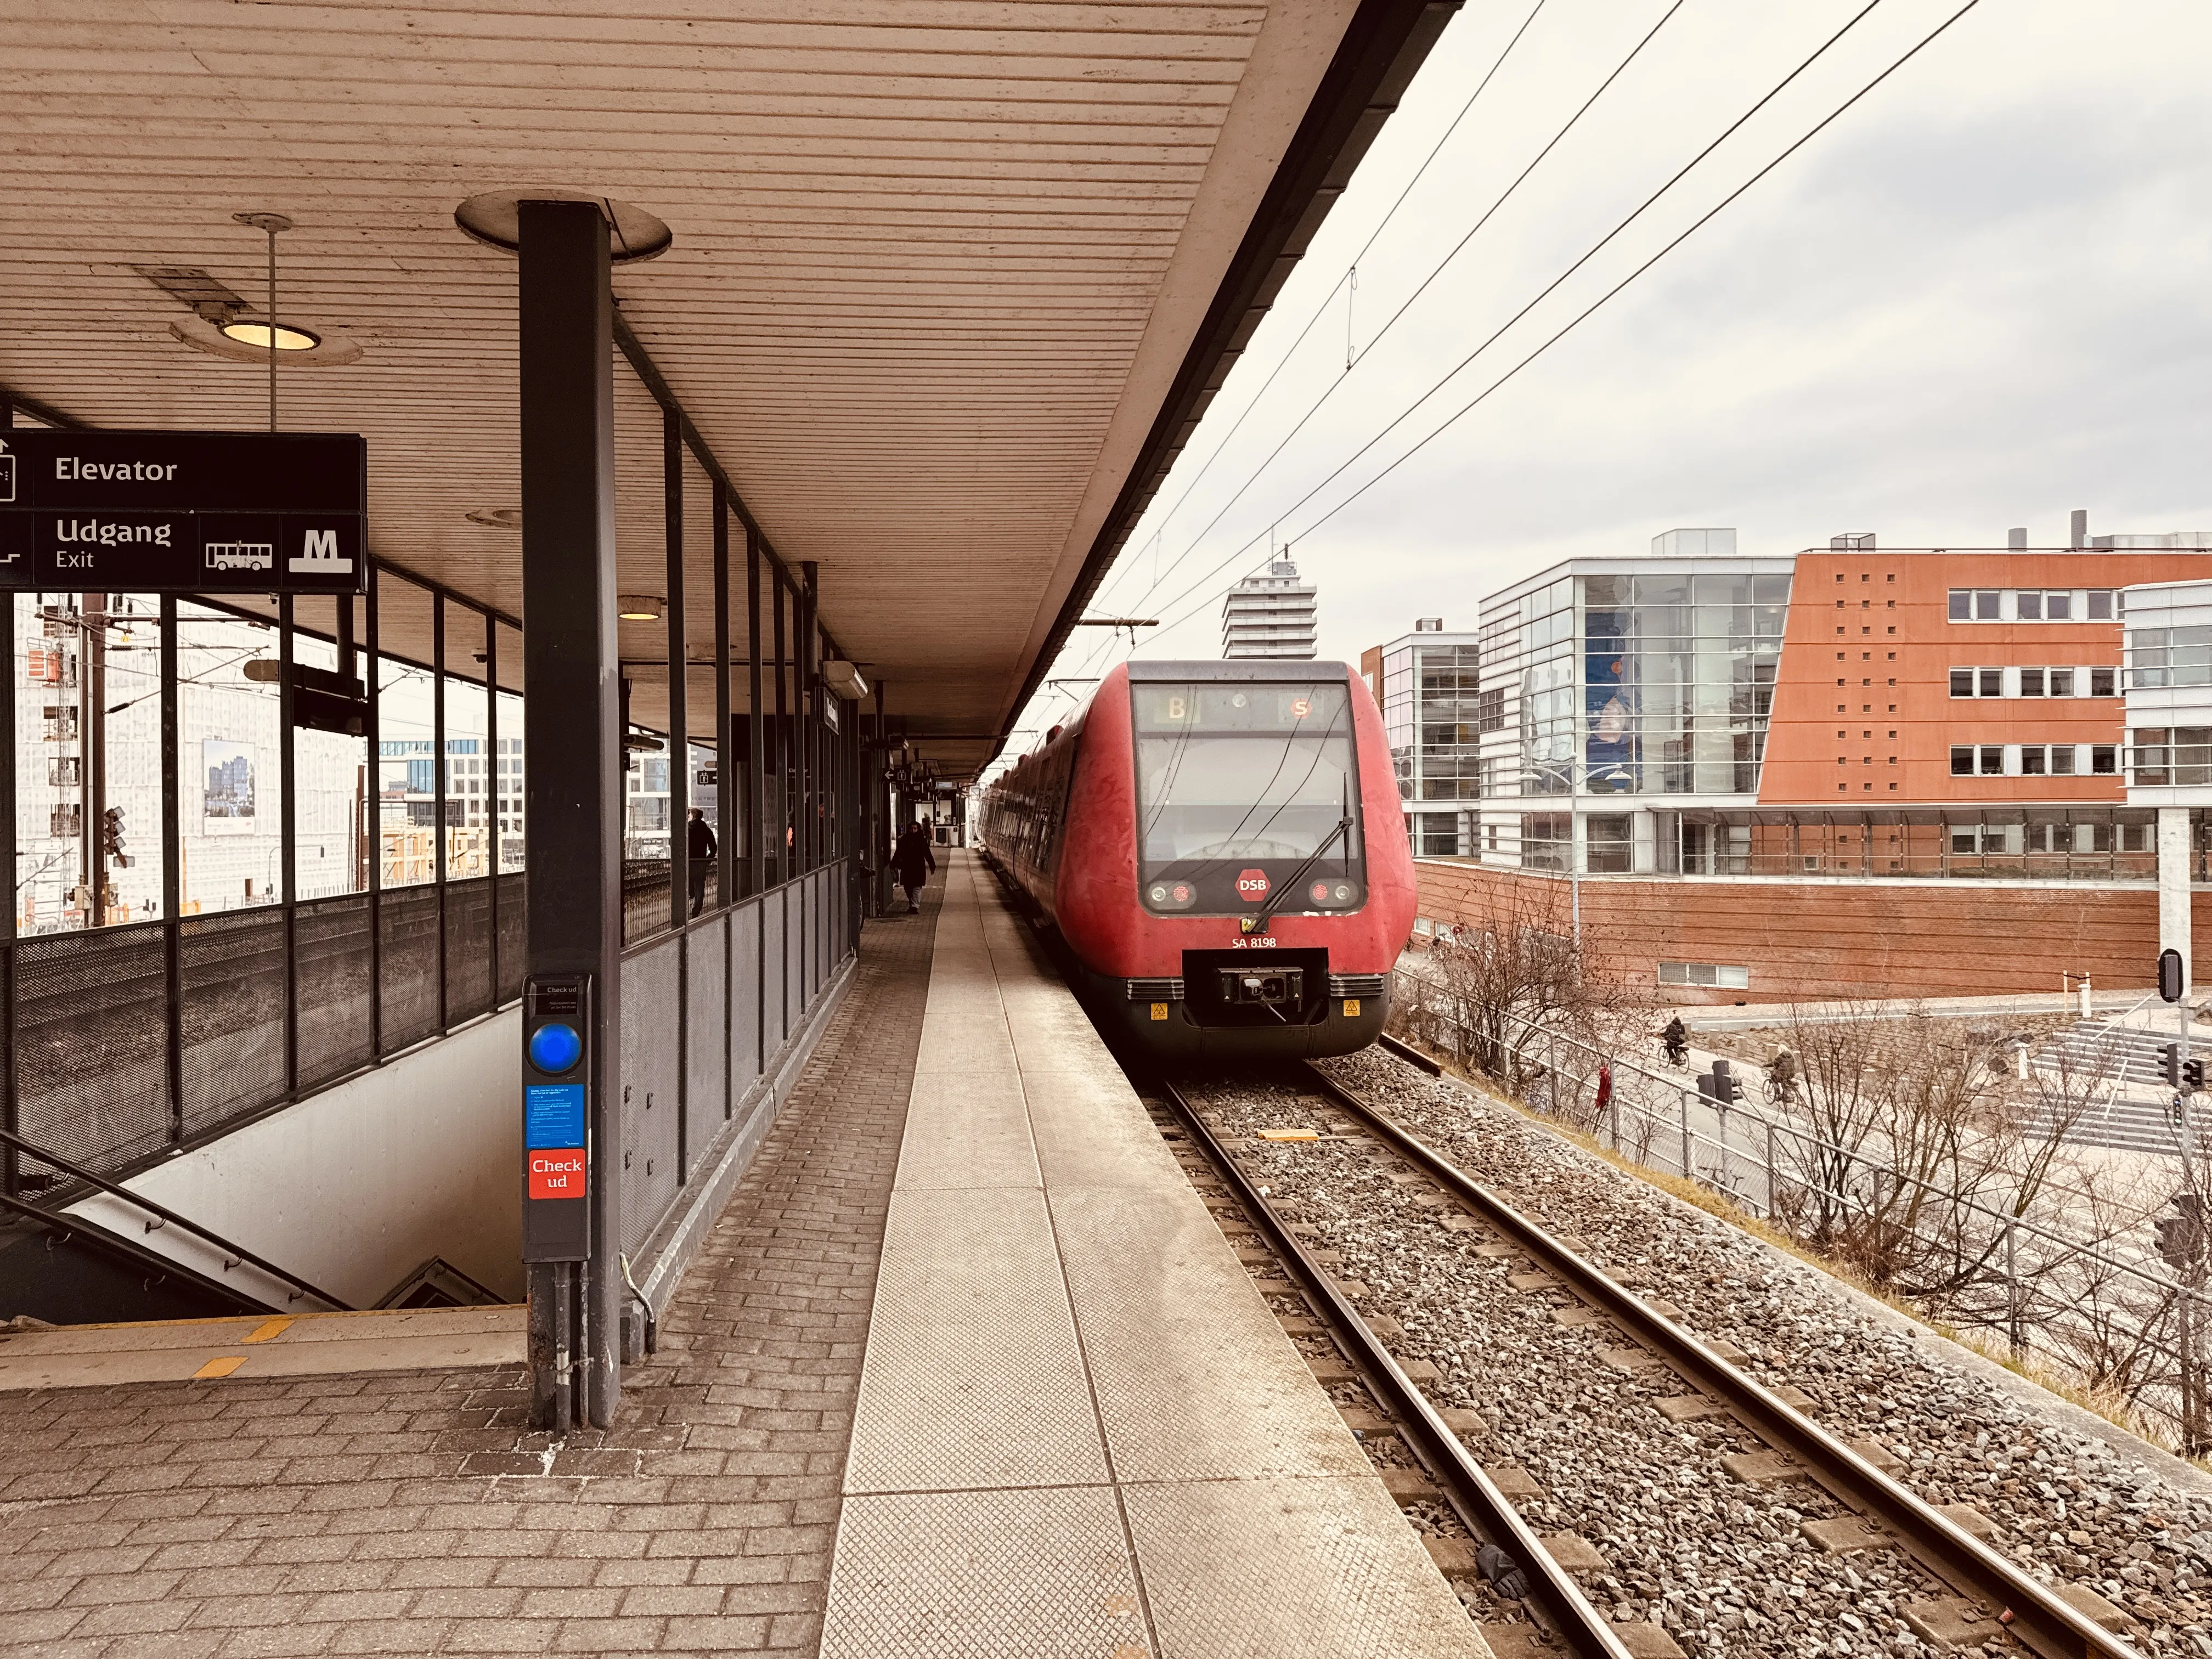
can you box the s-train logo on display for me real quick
[1235,868,1269,900]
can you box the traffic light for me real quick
[2163,1043,2183,1087]
[2187,1060,2205,1092]
[99,806,128,867]
[2158,1196,2205,1266]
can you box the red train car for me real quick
[979,659,1415,1062]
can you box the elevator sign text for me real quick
[0,430,366,594]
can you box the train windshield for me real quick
[1131,680,1365,915]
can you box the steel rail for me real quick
[0,1126,353,1312]
[1154,1078,1634,1659]
[1297,1060,2138,1659]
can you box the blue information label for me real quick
[526,1083,586,1149]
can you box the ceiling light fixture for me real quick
[218,320,321,352]
[617,595,664,622]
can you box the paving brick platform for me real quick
[0,876,943,1658]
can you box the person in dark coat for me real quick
[893,823,936,913]
[685,808,716,917]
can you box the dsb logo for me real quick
[1235,868,1270,900]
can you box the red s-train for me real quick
[979,660,1415,1061]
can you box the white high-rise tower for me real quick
[1220,555,1318,658]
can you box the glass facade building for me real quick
[1469,532,1797,872]
[1365,622,1480,856]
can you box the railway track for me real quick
[1149,1058,2137,1659]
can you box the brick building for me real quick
[1385,518,2212,1001]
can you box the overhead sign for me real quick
[0,430,366,594]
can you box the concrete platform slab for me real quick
[820,856,1486,1658]
[0,1304,523,1391]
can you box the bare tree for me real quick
[1417,876,1644,1102]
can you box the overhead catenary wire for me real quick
[1096,0,1892,657]
[1086,0,1555,616]
[1095,0,1684,632]
[1101,0,1975,657]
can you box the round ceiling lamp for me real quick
[617,595,664,622]
[454,190,673,263]
[218,320,320,351]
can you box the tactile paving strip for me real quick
[844,1186,1108,1492]
[1124,1475,1492,1659]
[820,1485,1150,1659]
[896,1070,1042,1190]
[1050,1184,1373,1483]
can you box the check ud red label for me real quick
[529,1150,587,1199]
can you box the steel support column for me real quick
[713,483,733,910]
[771,573,788,886]
[665,407,688,935]
[518,199,624,1431]
[746,526,763,899]
[279,594,298,1096]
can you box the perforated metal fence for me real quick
[617,867,861,1259]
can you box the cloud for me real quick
[1004,0,2212,768]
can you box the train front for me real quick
[1055,659,1417,1063]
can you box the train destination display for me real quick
[0,429,367,593]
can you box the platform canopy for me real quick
[0,1,1452,777]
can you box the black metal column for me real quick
[160,596,182,1142]
[665,407,687,935]
[484,617,498,998]
[279,594,298,1096]
[432,595,448,1025]
[713,484,733,912]
[746,526,763,900]
[364,572,383,1054]
[771,572,788,887]
[801,565,818,876]
[518,198,624,1432]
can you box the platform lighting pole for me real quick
[517,200,623,1432]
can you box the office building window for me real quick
[1949,668,1973,697]
[1950,746,1973,776]
[2050,667,2073,696]
[1657,961,1750,989]
[2092,744,2117,774]
[2087,590,2114,620]
[1980,745,2004,776]
[2128,625,2212,689]
[2021,668,2045,697]
[1520,812,1571,872]
[2091,667,2117,697]
[2131,728,2212,787]
[1585,814,1633,874]
[1979,667,2003,697]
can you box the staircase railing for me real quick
[0,1127,352,1311]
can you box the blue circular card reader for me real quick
[529,1022,583,1075]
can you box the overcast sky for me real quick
[1002,0,2212,765]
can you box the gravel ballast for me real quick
[1183,1048,2212,1657]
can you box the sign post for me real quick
[0,430,366,594]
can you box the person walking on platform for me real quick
[685,808,716,918]
[893,821,936,913]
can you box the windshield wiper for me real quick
[1251,814,1352,932]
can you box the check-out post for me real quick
[522,975,591,1261]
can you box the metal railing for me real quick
[1390,969,2212,1446]
[616,862,856,1260]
